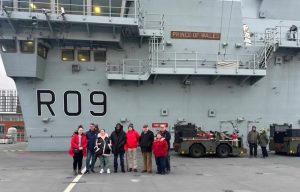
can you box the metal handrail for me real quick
[106,59,151,77]
[274,25,299,45]
[0,0,138,18]
[106,51,265,77]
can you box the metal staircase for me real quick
[257,29,276,69]
[256,43,274,69]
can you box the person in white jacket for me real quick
[95,129,112,174]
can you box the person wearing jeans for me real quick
[152,132,168,175]
[159,125,171,173]
[84,123,98,174]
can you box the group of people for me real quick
[247,125,269,158]
[68,123,171,176]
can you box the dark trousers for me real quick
[114,151,125,170]
[73,151,83,171]
[166,151,170,171]
[261,147,268,157]
[86,149,96,171]
[155,156,166,174]
[249,143,257,157]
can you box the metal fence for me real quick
[0,0,140,18]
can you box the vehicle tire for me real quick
[189,144,205,158]
[217,144,230,158]
[297,145,300,157]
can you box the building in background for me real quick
[0,90,25,142]
[0,90,21,113]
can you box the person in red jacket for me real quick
[68,125,87,176]
[125,124,140,172]
[152,132,168,175]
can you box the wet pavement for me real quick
[0,143,300,192]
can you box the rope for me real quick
[224,0,234,55]
[218,0,225,55]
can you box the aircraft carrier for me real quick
[0,0,300,152]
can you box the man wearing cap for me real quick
[159,124,171,173]
[259,129,269,158]
[247,126,260,157]
[139,124,154,173]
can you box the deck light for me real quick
[94,6,102,15]
[30,3,37,10]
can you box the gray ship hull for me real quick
[1,0,300,150]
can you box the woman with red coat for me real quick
[68,125,87,175]
[125,124,140,172]
[152,132,168,175]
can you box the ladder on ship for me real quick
[256,29,276,69]
[149,33,164,72]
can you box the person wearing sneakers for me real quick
[84,123,98,174]
[95,129,112,174]
[110,123,127,173]
[152,132,168,175]
[139,124,154,173]
[125,124,140,172]
[68,125,87,176]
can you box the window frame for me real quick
[0,39,17,53]
[37,43,48,59]
[61,49,75,61]
[77,50,91,62]
[94,50,107,62]
[20,40,35,54]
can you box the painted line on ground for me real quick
[63,167,86,192]
[0,150,24,152]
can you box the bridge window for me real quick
[58,0,85,15]
[78,50,90,62]
[20,40,35,53]
[94,50,106,62]
[37,43,48,59]
[19,0,51,12]
[93,0,123,16]
[0,39,17,53]
[61,49,74,61]
[2,0,13,12]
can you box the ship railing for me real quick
[0,0,140,19]
[151,52,264,72]
[274,25,300,46]
[251,32,269,47]
[106,59,151,77]
[139,12,164,31]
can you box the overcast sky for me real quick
[0,55,16,90]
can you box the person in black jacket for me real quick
[84,123,97,174]
[159,124,171,173]
[110,123,127,173]
[139,124,154,173]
